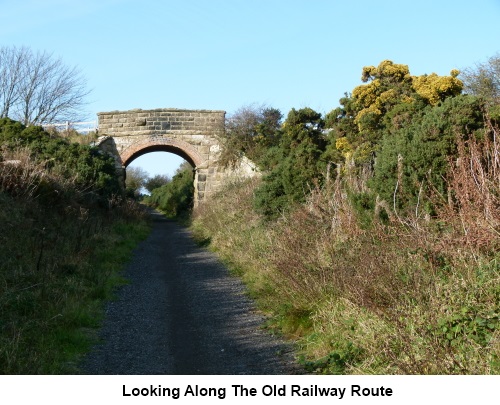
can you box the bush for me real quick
[254,108,328,218]
[145,163,194,217]
[0,118,121,200]
[371,95,485,211]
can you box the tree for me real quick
[146,162,194,217]
[460,53,500,104]
[144,174,170,193]
[254,107,327,218]
[0,47,26,118]
[125,166,149,198]
[0,46,90,125]
[220,104,282,168]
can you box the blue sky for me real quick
[2,0,499,176]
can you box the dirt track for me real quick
[80,210,300,374]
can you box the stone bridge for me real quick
[96,108,257,204]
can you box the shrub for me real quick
[0,118,121,200]
[254,108,328,218]
[191,117,500,373]
[371,95,485,211]
[146,163,194,217]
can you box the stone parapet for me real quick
[97,109,225,138]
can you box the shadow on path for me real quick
[80,209,300,375]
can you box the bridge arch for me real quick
[96,108,258,205]
[120,136,204,169]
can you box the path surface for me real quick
[80,210,300,374]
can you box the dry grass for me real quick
[192,178,275,296]
[437,125,500,252]
[0,148,46,198]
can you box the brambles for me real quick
[191,57,500,374]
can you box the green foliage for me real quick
[146,163,194,217]
[349,190,385,227]
[436,309,498,348]
[144,174,170,193]
[299,342,364,374]
[254,108,327,218]
[0,118,150,373]
[325,61,464,186]
[193,164,500,373]
[0,190,150,373]
[371,95,484,208]
[191,59,499,375]
[219,105,283,168]
[0,118,121,200]
[352,60,414,135]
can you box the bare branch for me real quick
[0,46,90,125]
[0,46,28,118]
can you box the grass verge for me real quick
[0,191,150,374]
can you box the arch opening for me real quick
[125,150,196,210]
[123,144,197,169]
[119,136,205,169]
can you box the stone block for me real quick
[197,174,207,182]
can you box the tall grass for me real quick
[0,149,150,374]
[191,125,499,374]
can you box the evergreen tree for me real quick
[254,108,327,218]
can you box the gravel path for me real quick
[80,210,300,374]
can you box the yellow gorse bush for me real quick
[412,71,463,105]
[351,60,463,130]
